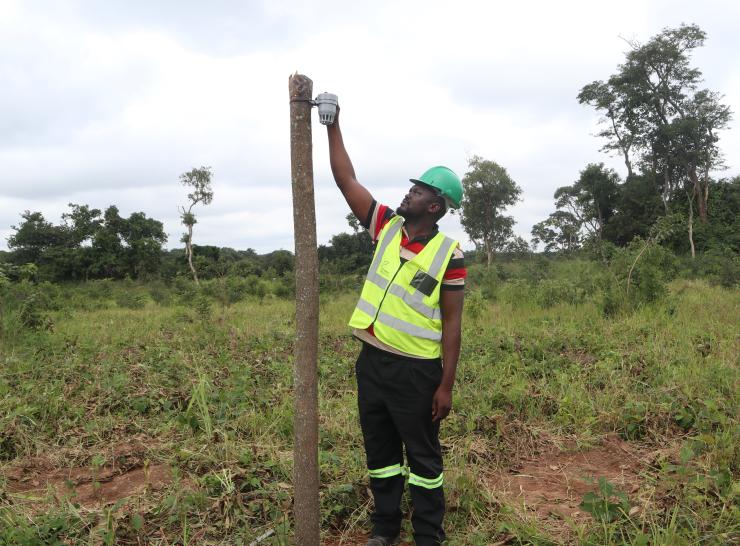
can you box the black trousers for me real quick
[355,342,445,546]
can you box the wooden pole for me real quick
[288,73,320,545]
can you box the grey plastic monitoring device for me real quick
[315,92,338,125]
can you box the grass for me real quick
[0,270,738,544]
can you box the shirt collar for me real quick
[401,223,440,244]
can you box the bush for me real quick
[194,292,212,321]
[497,278,533,306]
[464,289,486,323]
[686,249,740,288]
[535,279,586,308]
[19,291,52,330]
[600,239,677,310]
[84,278,114,300]
[148,281,173,306]
[598,282,627,317]
[272,272,295,299]
[173,275,199,306]
[115,291,148,310]
[466,265,500,300]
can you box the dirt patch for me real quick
[3,439,173,508]
[488,434,646,522]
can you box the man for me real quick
[327,107,465,546]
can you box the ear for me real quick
[428,200,442,215]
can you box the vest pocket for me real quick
[410,269,439,297]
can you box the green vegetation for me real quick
[1,258,737,544]
[0,22,737,545]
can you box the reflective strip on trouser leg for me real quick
[408,471,443,489]
[368,463,405,479]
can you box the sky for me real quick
[1,0,738,253]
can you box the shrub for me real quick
[692,249,740,288]
[148,281,173,306]
[466,265,500,300]
[497,279,532,306]
[115,291,148,310]
[535,279,586,308]
[464,289,486,323]
[194,292,212,321]
[19,292,51,330]
[597,239,678,312]
[598,282,626,317]
[85,278,114,300]
[173,275,199,305]
[272,273,295,299]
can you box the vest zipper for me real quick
[370,262,405,326]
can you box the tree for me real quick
[554,163,620,241]
[90,206,126,278]
[7,211,67,266]
[578,80,642,178]
[504,236,531,257]
[578,24,732,226]
[459,156,522,266]
[179,166,214,285]
[7,204,167,281]
[120,212,167,278]
[60,204,102,280]
[604,174,663,246]
[531,211,581,253]
[318,214,373,274]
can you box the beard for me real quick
[395,204,417,220]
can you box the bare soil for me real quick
[3,438,173,508]
[488,434,647,522]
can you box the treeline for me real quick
[0,204,371,283]
[2,24,738,288]
[532,25,738,258]
[531,170,739,254]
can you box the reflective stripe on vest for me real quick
[366,220,404,289]
[384,235,456,321]
[377,311,441,341]
[348,216,458,358]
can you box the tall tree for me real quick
[554,163,620,241]
[7,211,67,267]
[459,156,522,266]
[578,79,642,178]
[605,174,663,245]
[578,24,732,225]
[179,166,214,285]
[90,206,126,278]
[61,204,102,279]
[531,210,581,253]
[120,212,168,278]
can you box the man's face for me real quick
[396,184,442,220]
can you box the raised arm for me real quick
[327,109,374,222]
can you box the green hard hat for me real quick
[410,166,463,209]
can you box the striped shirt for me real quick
[364,201,466,289]
[354,201,466,357]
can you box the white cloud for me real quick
[1,0,738,254]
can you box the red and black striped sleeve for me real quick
[362,200,396,243]
[441,244,466,291]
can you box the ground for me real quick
[0,276,737,544]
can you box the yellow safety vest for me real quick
[349,216,458,358]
